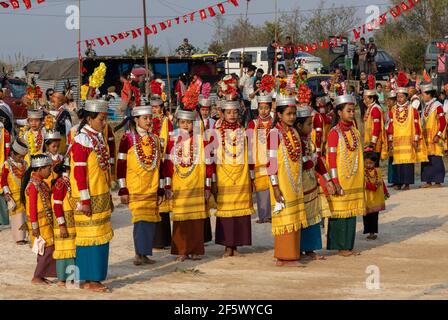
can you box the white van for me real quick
[223,47,285,75]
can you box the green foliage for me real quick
[124,44,159,58]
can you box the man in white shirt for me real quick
[409,86,421,111]
[239,65,257,124]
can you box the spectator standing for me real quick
[239,65,257,124]
[366,38,378,75]
[85,43,97,57]
[267,40,277,75]
[175,38,197,58]
[283,36,295,74]
[357,38,368,74]
[436,48,448,93]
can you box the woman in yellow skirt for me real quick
[70,100,113,292]
[51,158,76,286]
[1,139,28,244]
[117,105,163,266]
[164,109,213,261]
[212,100,255,257]
[267,97,307,267]
[326,95,366,257]
[20,154,56,285]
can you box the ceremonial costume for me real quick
[117,106,163,259]
[363,167,388,235]
[70,100,113,282]
[326,95,365,251]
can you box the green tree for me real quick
[124,44,159,58]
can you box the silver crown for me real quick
[296,106,312,118]
[27,109,44,119]
[221,101,240,110]
[31,154,52,168]
[420,83,436,93]
[199,96,211,107]
[132,105,152,117]
[150,98,163,106]
[176,110,196,121]
[333,95,356,107]
[317,95,330,104]
[44,130,62,141]
[363,89,378,96]
[85,100,109,113]
[11,139,28,156]
[396,87,409,95]
[276,96,297,107]
[257,95,273,103]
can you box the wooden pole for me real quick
[240,0,250,78]
[143,0,150,101]
[165,56,172,111]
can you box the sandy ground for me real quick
[0,178,447,300]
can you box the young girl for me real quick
[20,154,56,285]
[51,158,76,286]
[267,97,306,267]
[164,109,213,261]
[364,152,390,240]
[295,106,336,260]
[71,99,113,292]
[213,100,255,257]
[326,95,366,257]
[43,130,63,186]
[117,105,163,266]
[0,114,11,226]
[22,109,45,159]
[248,95,273,224]
[384,91,397,187]
[1,139,28,244]
[151,97,173,249]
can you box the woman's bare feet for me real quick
[393,184,402,190]
[432,183,442,188]
[420,183,432,189]
[83,281,109,293]
[142,256,156,264]
[304,251,326,260]
[176,255,188,262]
[402,184,410,191]
[222,247,233,258]
[133,255,143,266]
[190,254,202,261]
[232,248,244,257]
[57,281,66,287]
[275,260,303,267]
[338,250,361,257]
[31,277,49,285]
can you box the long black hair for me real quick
[77,109,102,134]
[272,104,296,129]
[51,161,69,187]
[294,115,310,134]
[332,103,348,128]
[43,138,60,153]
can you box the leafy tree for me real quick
[124,44,159,58]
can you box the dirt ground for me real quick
[0,179,447,300]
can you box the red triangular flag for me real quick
[175,17,180,24]
[229,0,239,7]
[208,6,216,17]
[97,38,105,46]
[217,3,225,14]
[319,40,329,49]
[0,2,9,8]
[118,33,125,40]
[136,28,142,36]
[144,26,152,35]
[10,0,19,9]
[104,37,110,45]
[159,22,167,30]
[390,5,401,18]
[166,20,172,28]
[352,26,363,40]
[423,69,431,83]
[190,12,195,21]
[401,0,414,11]
[22,0,31,9]
[37,0,45,3]
[85,40,95,47]
[131,30,138,39]
[123,32,130,38]
[152,24,158,34]
[111,35,119,43]
[200,9,207,20]
[183,15,188,23]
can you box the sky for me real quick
[0,0,392,63]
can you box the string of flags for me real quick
[81,0,240,50]
[0,0,45,9]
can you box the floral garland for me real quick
[132,132,158,171]
[256,116,272,145]
[219,75,238,99]
[260,75,275,94]
[27,130,43,155]
[182,80,201,110]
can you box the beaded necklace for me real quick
[174,135,199,178]
[335,124,360,179]
[84,128,111,171]
[395,103,409,125]
[131,131,158,171]
[7,158,27,186]
[256,116,272,145]
[365,167,379,185]
[220,121,245,160]
[277,123,301,162]
[30,174,53,224]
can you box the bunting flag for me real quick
[0,0,46,9]
[80,0,239,51]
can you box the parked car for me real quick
[0,76,28,120]
[322,49,396,80]
[223,47,285,75]
[294,52,323,74]
[305,74,334,97]
[424,37,448,73]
